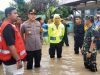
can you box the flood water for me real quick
[0,34,100,75]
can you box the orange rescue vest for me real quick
[0,20,26,61]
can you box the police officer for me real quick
[48,14,65,58]
[74,16,84,54]
[21,9,42,69]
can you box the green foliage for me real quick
[10,0,29,20]
[0,11,4,20]
[44,0,71,19]
[53,5,71,18]
[45,0,58,19]
[10,0,71,20]
[46,5,71,19]
[30,0,58,15]
[46,6,56,19]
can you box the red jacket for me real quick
[0,20,26,61]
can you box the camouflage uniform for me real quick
[83,26,97,72]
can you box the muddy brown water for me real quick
[0,34,100,75]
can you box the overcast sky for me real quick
[0,0,76,11]
[0,0,13,11]
[0,0,30,11]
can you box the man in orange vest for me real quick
[0,7,26,75]
[0,20,2,65]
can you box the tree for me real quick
[31,0,71,19]
[31,0,58,14]
[46,6,56,19]
[44,0,59,19]
[53,5,71,18]
[46,5,71,19]
[10,0,71,20]
[10,0,30,20]
[31,0,46,14]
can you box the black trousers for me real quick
[0,60,2,65]
[49,42,62,58]
[74,37,83,54]
[61,34,69,46]
[62,36,69,46]
[26,50,41,69]
[96,40,100,50]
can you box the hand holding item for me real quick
[40,28,43,32]
[80,48,83,54]
[17,60,23,69]
[86,52,92,58]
